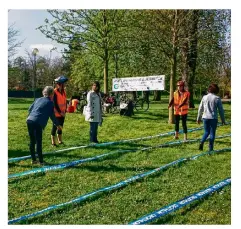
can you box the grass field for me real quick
[8,97,231,225]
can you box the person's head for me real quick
[208,83,219,94]
[42,86,54,99]
[54,76,68,90]
[92,81,100,93]
[177,81,185,92]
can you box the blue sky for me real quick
[8,9,67,59]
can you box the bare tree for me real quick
[8,23,24,61]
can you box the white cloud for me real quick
[27,44,61,58]
[29,44,55,52]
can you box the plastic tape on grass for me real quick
[8,134,231,179]
[8,122,230,163]
[8,149,136,179]
[129,177,231,225]
[8,147,231,224]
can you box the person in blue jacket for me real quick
[26,86,62,165]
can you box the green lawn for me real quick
[8,97,231,225]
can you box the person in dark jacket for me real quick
[26,86,62,165]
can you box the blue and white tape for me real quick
[8,122,229,163]
[8,158,186,224]
[129,177,231,225]
[8,134,231,179]
[8,147,231,224]
[8,149,136,179]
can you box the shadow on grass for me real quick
[8,149,30,158]
[13,161,188,225]
[8,172,46,184]
[214,141,231,147]
[8,142,149,167]
[8,98,33,104]
[8,107,29,111]
[71,163,156,173]
[151,194,216,225]
[94,141,150,150]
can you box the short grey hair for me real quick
[42,86,54,97]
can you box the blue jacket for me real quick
[27,97,58,129]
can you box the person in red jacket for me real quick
[51,76,68,146]
[168,80,190,141]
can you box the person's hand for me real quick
[90,115,94,119]
[197,120,201,125]
[61,112,66,117]
[168,105,171,109]
[57,125,62,131]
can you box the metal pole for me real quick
[32,48,38,100]
[114,53,118,78]
[33,54,36,100]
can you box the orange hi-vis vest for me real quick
[173,90,190,115]
[71,99,79,111]
[54,88,67,117]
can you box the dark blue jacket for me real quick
[27,97,58,129]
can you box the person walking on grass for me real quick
[26,86,62,165]
[84,81,103,143]
[51,76,68,146]
[197,83,225,151]
[168,80,190,141]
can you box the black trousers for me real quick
[175,114,188,133]
[27,120,43,163]
[51,117,65,136]
[90,122,99,143]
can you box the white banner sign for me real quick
[112,75,165,91]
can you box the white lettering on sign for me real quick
[112,75,165,91]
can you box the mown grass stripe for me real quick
[129,177,231,225]
[8,123,230,163]
[8,134,231,179]
[8,147,231,224]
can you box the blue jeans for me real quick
[201,119,218,151]
[90,122,99,143]
[27,120,43,162]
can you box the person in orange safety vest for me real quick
[168,80,190,141]
[51,76,68,146]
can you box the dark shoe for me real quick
[31,160,38,165]
[199,143,204,151]
[90,141,99,144]
[209,144,213,152]
[39,161,48,166]
[51,143,58,147]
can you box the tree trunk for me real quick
[153,90,161,101]
[187,10,199,108]
[103,51,108,94]
[180,10,199,108]
[103,10,109,94]
[168,10,178,124]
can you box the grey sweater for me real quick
[197,93,225,122]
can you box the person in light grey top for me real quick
[197,83,225,151]
[84,81,103,143]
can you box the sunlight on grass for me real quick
[8,98,231,225]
